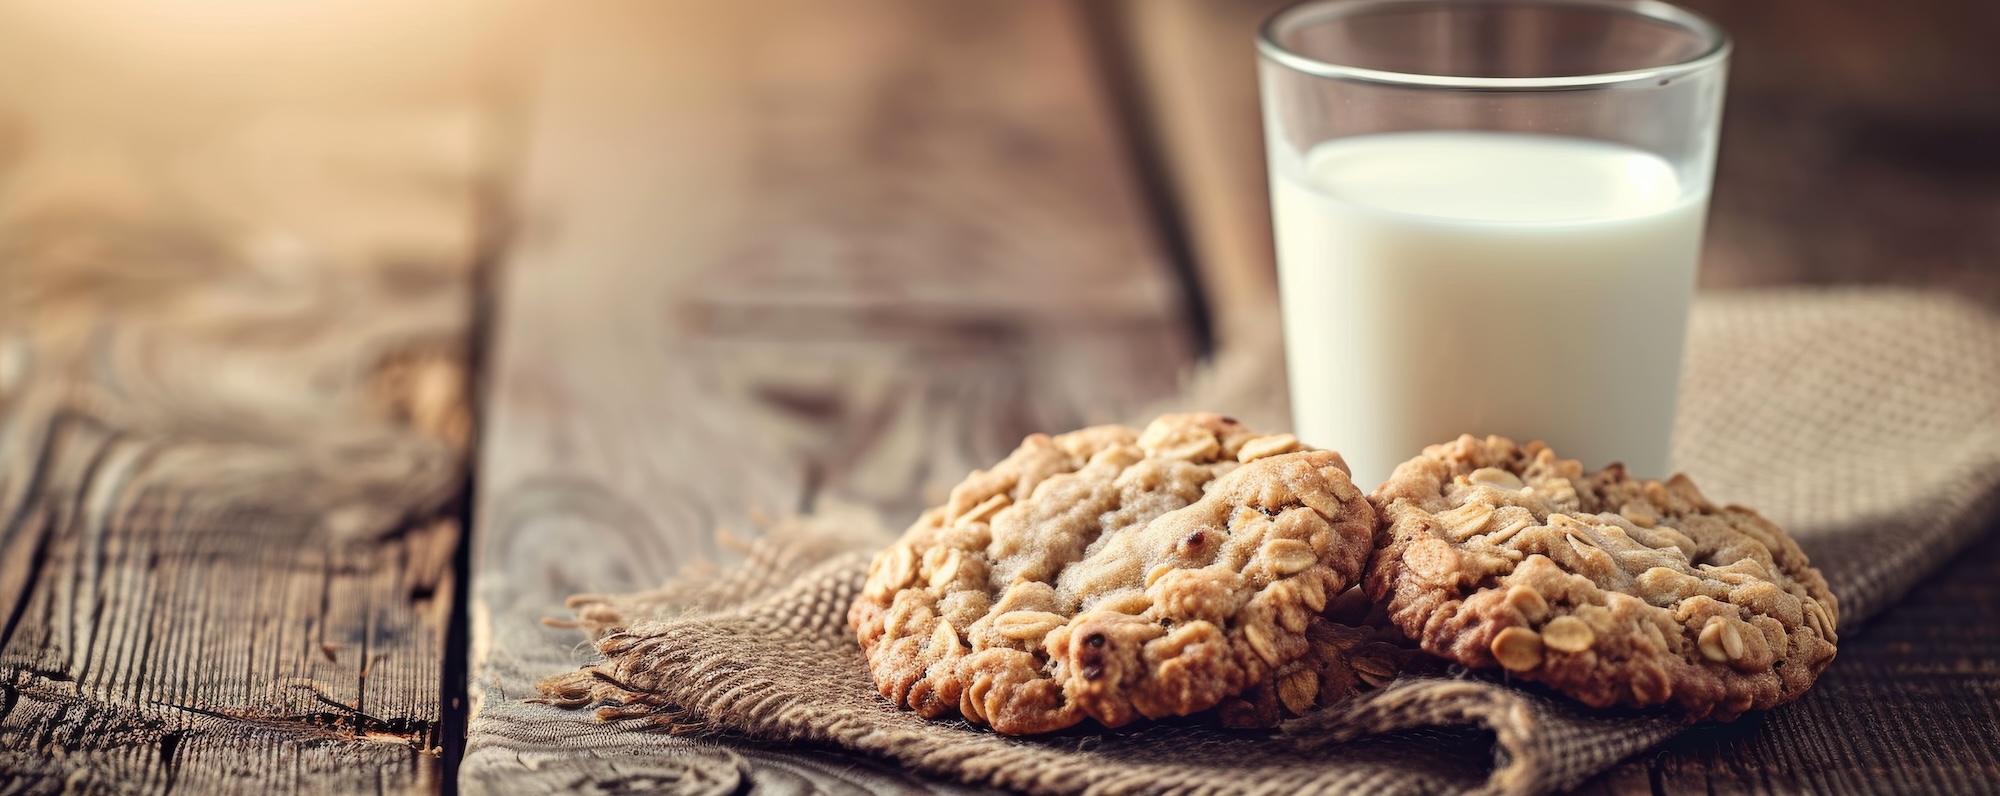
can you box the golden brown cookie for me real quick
[1215,609,1440,729]
[1367,435,1839,720]
[848,413,1380,734]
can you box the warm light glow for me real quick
[0,0,497,101]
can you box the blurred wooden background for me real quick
[0,0,1995,793]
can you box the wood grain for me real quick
[463,1,1190,792]
[0,4,499,788]
[0,227,475,794]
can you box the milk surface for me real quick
[1271,131,1706,488]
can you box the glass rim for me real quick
[1258,0,1731,91]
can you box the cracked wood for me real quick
[0,7,495,785]
[0,252,471,795]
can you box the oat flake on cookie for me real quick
[848,413,1391,734]
[1367,435,1839,720]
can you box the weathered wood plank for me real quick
[464,1,1190,791]
[0,4,501,789]
[0,243,473,795]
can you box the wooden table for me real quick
[3,1,1996,793]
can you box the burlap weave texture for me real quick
[538,289,2000,795]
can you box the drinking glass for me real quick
[1259,0,1729,487]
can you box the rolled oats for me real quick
[1366,435,1839,720]
[849,414,1381,734]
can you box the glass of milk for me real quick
[1259,0,1729,488]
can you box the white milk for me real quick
[1271,131,1706,489]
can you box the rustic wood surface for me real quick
[460,1,1189,792]
[0,3,496,790]
[0,151,479,793]
[6,0,1996,792]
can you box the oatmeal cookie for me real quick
[1367,435,1839,720]
[849,413,1379,734]
[1215,608,1441,728]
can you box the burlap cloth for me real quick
[537,289,2000,795]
